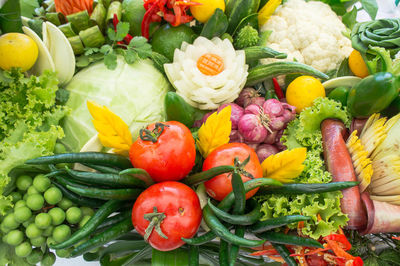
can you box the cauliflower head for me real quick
[261,0,352,73]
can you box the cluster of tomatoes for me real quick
[128,121,262,251]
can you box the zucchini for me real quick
[245,62,329,86]
[226,0,260,34]
[244,46,287,63]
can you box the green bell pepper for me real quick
[328,86,350,107]
[347,72,400,118]
[164,92,208,128]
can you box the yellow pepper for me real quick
[258,0,282,27]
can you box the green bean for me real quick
[260,181,359,194]
[188,244,199,266]
[182,165,235,186]
[257,231,323,248]
[251,215,311,233]
[26,152,132,169]
[66,184,142,200]
[181,231,217,245]
[208,199,262,225]
[82,163,120,174]
[271,243,297,266]
[203,205,264,247]
[51,200,123,249]
[71,218,134,257]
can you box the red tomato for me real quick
[131,181,202,251]
[129,121,196,182]
[203,143,263,201]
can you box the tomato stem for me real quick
[140,123,168,143]
[143,206,168,241]
[234,156,255,179]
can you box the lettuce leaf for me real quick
[0,69,67,215]
[257,97,351,239]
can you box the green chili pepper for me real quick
[328,86,350,107]
[164,92,207,128]
[347,72,400,118]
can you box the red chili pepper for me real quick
[272,77,285,100]
[323,234,352,251]
[141,0,199,39]
[393,236,400,241]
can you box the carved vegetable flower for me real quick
[164,37,249,110]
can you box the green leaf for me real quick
[342,6,357,30]
[115,22,130,42]
[134,44,152,59]
[336,58,352,77]
[396,0,399,6]
[378,249,400,265]
[104,51,118,70]
[0,0,23,33]
[200,8,228,39]
[19,0,39,18]
[124,49,138,64]
[129,36,148,48]
[361,0,378,20]
[107,27,117,41]
[100,44,113,54]
[85,47,100,56]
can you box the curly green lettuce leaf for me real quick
[282,97,350,148]
[0,69,67,215]
[257,97,350,239]
[258,191,348,239]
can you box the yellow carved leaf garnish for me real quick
[87,101,132,155]
[261,148,307,183]
[197,105,232,158]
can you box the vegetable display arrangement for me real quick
[1,0,400,265]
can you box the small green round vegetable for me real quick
[14,200,26,208]
[22,216,35,228]
[1,222,11,234]
[35,213,52,229]
[55,248,71,258]
[46,236,57,247]
[26,248,43,264]
[52,224,71,243]
[26,194,44,211]
[14,206,32,223]
[15,242,32,258]
[6,229,24,246]
[79,215,92,228]
[16,175,32,191]
[44,187,63,205]
[54,143,67,154]
[33,174,51,192]
[3,213,20,229]
[48,207,65,226]
[30,236,46,247]
[42,226,54,237]
[41,251,56,266]
[27,186,40,195]
[57,198,74,210]
[80,207,94,217]
[10,192,22,203]
[66,207,82,224]
[26,223,43,239]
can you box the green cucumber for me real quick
[245,62,329,86]
[244,46,287,64]
[226,0,260,34]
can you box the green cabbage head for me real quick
[61,58,171,152]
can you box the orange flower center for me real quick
[197,53,224,76]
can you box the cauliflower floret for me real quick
[261,0,352,73]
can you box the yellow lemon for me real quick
[286,76,326,113]
[190,0,225,23]
[0,33,39,72]
[348,50,369,78]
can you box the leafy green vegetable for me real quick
[0,0,22,33]
[257,98,350,239]
[19,0,39,18]
[342,6,358,30]
[0,69,67,215]
[78,22,152,70]
[61,58,171,152]
[360,0,378,20]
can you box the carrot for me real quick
[54,0,94,16]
